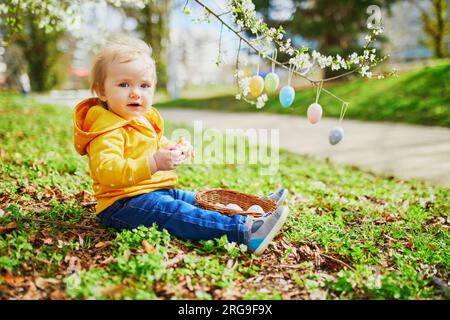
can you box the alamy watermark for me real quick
[367,5,382,28]
[168,121,280,176]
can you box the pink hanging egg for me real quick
[307,103,323,124]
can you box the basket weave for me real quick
[195,188,277,217]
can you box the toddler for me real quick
[73,35,289,256]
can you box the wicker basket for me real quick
[195,188,277,217]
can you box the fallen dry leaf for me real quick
[75,190,95,204]
[44,186,56,198]
[21,281,40,300]
[2,273,26,285]
[142,239,156,253]
[35,277,61,290]
[43,238,54,245]
[49,289,67,300]
[94,241,110,249]
[78,234,84,248]
[29,234,36,244]
[97,284,127,298]
[405,236,414,249]
[0,221,17,234]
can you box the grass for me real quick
[0,92,449,300]
[156,61,450,127]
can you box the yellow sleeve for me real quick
[88,128,152,187]
[149,107,175,149]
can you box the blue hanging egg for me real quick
[329,126,344,145]
[279,85,295,108]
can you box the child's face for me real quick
[97,55,155,120]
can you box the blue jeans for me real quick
[97,188,247,244]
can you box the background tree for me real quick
[11,13,66,91]
[417,0,448,58]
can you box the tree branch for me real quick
[192,0,361,84]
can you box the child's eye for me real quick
[141,83,151,89]
[118,83,129,88]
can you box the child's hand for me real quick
[149,149,184,173]
[168,137,195,161]
[178,140,195,161]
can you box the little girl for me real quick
[73,35,289,256]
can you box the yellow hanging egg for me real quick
[249,75,264,97]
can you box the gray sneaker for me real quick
[245,205,289,256]
[266,188,289,208]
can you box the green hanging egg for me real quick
[264,72,280,94]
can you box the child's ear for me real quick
[94,84,107,102]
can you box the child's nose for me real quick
[129,87,140,99]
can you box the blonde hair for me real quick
[90,35,157,94]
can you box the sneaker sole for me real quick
[253,206,289,256]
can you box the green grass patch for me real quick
[0,92,449,299]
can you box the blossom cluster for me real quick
[0,0,150,45]
[223,0,392,108]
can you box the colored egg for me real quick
[225,203,243,211]
[249,75,264,97]
[215,203,225,208]
[279,85,295,108]
[329,126,344,145]
[247,204,265,214]
[264,72,279,94]
[307,103,323,124]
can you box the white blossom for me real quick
[312,50,321,60]
[361,65,372,78]
[331,61,340,71]
[363,50,370,59]
[279,38,291,53]
[349,53,360,64]
[317,55,333,69]
[256,94,268,109]
[373,27,384,35]
[239,77,251,96]
[336,54,347,70]
[268,27,277,37]
[289,53,312,70]
[242,0,256,13]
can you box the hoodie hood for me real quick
[74,98,131,156]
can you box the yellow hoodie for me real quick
[73,98,178,214]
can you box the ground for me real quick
[0,93,449,300]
